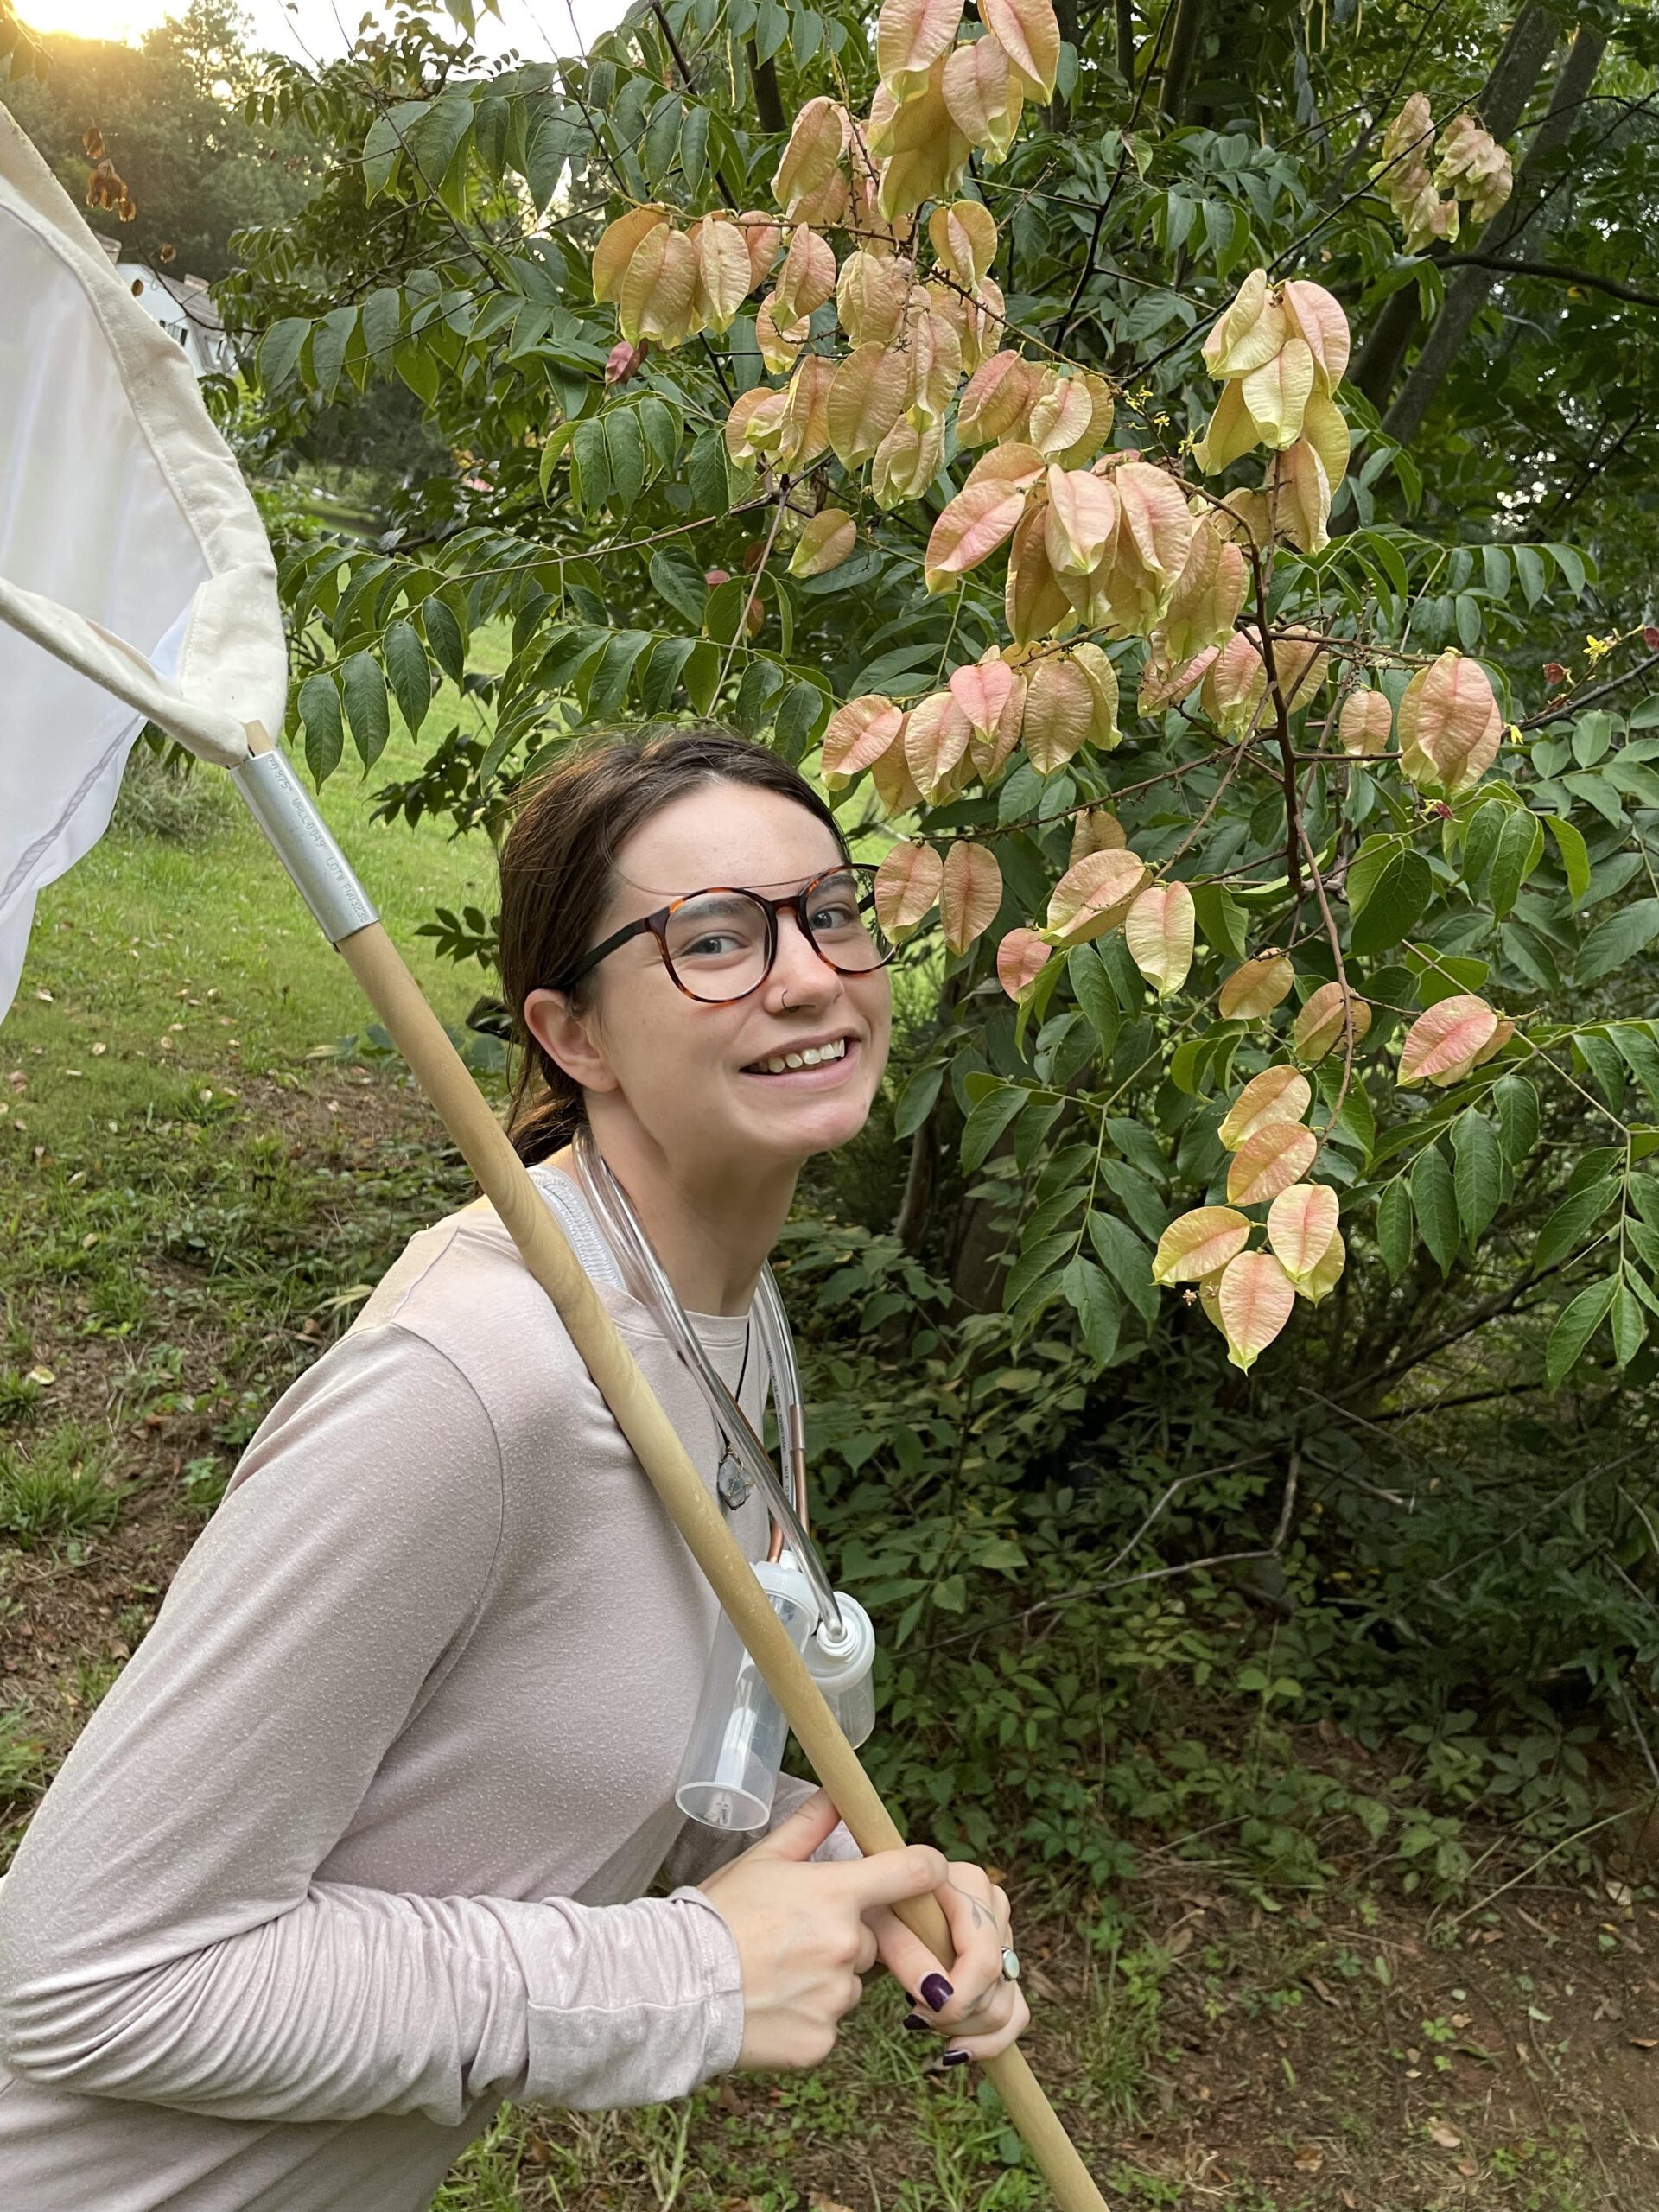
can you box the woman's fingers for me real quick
[854,1916,881,1977]
[921,1865,1012,2031]
[866,1861,1023,2043]
[939,1983,1032,2066]
[935,1976,1017,2040]
[865,1900,955,2008]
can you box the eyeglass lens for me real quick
[664,869,893,1002]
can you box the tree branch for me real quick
[651,1,739,209]
[1052,203,1107,349]
[1520,652,1659,730]
[1441,251,1659,310]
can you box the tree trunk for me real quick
[1158,0,1205,124]
[1383,21,1605,448]
[893,1104,938,1255]
[1348,287,1427,414]
[949,1121,1021,1312]
[893,968,966,1255]
[747,44,785,134]
[1349,2,1563,411]
[1116,0,1135,81]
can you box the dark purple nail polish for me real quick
[902,2012,931,2033]
[920,1973,953,2012]
[942,2049,971,2066]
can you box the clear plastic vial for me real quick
[805,1592,878,1748]
[673,1555,818,1830]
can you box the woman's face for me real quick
[527,782,893,1179]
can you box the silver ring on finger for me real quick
[1000,1946,1020,1982]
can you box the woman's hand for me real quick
[863,1859,1031,2065]
[698,1788,950,2070]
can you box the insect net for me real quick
[0,103,287,1021]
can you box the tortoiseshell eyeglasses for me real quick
[551,862,896,1004]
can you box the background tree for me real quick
[1,0,314,278]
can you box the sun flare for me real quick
[19,0,172,37]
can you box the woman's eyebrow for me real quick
[620,868,846,896]
[674,893,759,918]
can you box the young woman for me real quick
[0,726,1029,2210]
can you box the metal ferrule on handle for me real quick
[230,745,378,944]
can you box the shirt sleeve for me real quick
[0,1322,743,2126]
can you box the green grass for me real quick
[0,1706,49,1810]
[4,704,491,1157]
[0,1423,127,1548]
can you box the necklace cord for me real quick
[569,1127,842,1636]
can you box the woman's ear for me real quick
[523,988,618,1096]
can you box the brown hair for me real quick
[498,724,850,1166]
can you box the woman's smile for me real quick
[739,1033,861,1085]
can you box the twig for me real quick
[1617,1674,1659,1796]
[1425,1447,1647,1594]
[920,1448,1298,1654]
[649,1,740,209]
[1295,812,1357,1141]
[717,481,789,693]
[1247,546,1302,905]
[1520,652,1659,731]
[1444,1807,1637,1929]
[1052,202,1108,351]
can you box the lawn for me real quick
[2,723,1656,2209]
[3,706,492,1151]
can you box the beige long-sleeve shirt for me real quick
[0,1165,857,2210]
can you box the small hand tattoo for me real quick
[944,1878,995,1933]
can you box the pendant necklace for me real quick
[715,1319,756,1511]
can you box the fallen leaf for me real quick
[1427,2120,1461,2150]
[26,1366,54,1385]
[1293,2143,1324,2172]
[1628,2035,1658,2050]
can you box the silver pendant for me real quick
[716,1448,755,1510]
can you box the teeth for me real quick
[752,1039,849,1075]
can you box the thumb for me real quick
[747,1784,842,1863]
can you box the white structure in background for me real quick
[95,235,238,378]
